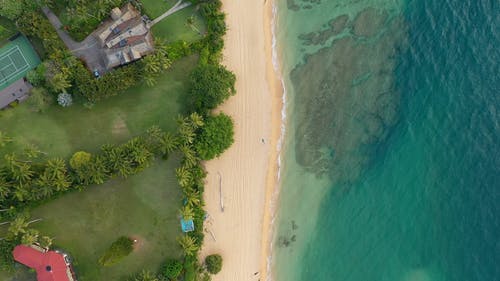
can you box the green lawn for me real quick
[0,55,197,158]
[142,0,177,18]
[0,56,197,280]
[0,158,184,281]
[0,17,16,45]
[142,0,206,42]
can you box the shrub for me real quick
[205,254,222,274]
[164,259,183,279]
[183,255,198,281]
[194,113,234,160]
[0,0,29,20]
[69,151,92,170]
[188,64,235,113]
[57,92,72,107]
[26,65,46,87]
[26,87,52,113]
[98,236,134,266]
[165,40,192,61]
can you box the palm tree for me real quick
[13,185,30,202]
[186,15,201,34]
[11,163,34,185]
[144,126,164,153]
[50,72,71,92]
[0,131,13,147]
[153,37,167,51]
[179,205,194,220]
[45,158,71,191]
[143,73,157,87]
[21,229,39,245]
[179,145,197,168]
[175,166,192,188]
[0,176,10,201]
[8,216,29,237]
[103,147,132,178]
[146,126,162,142]
[39,236,53,249]
[45,158,67,178]
[142,55,162,74]
[23,144,46,159]
[183,186,201,207]
[132,270,159,281]
[177,235,198,256]
[156,52,171,72]
[160,132,178,155]
[128,143,153,170]
[74,2,98,22]
[94,0,108,18]
[87,156,108,185]
[189,112,204,129]
[177,116,196,145]
[35,175,55,199]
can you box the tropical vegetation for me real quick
[195,113,234,160]
[0,0,231,279]
[205,254,223,274]
[189,64,236,113]
[98,236,134,266]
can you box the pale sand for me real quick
[199,0,281,281]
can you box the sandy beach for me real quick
[199,0,281,281]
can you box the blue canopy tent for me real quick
[180,218,194,233]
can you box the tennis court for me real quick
[0,45,30,85]
[0,34,41,91]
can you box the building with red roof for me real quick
[13,245,77,281]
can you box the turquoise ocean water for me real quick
[273,0,499,281]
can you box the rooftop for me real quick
[13,245,76,281]
[0,78,31,109]
[93,3,154,70]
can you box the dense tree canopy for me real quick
[195,113,234,160]
[98,236,134,266]
[0,0,29,20]
[69,151,92,170]
[26,88,52,113]
[188,65,235,112]
[164,259,183,279]
[205,254,222,274]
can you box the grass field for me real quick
[152,5,206,42]
[0,55,198,281]
[37,158,183,280]
[0,55,197,158]
[142,0,206,42]
[0,158,184,281]
[141,0,177,18]
[0,17,16,43]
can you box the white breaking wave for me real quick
[267,2,287,281]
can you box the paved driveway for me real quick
[42,7,108,73]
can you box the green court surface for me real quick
[0,35,41,91]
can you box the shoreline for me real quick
[261,1,285,281]
[199,1,283,281]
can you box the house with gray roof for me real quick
[0,78,32,109]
